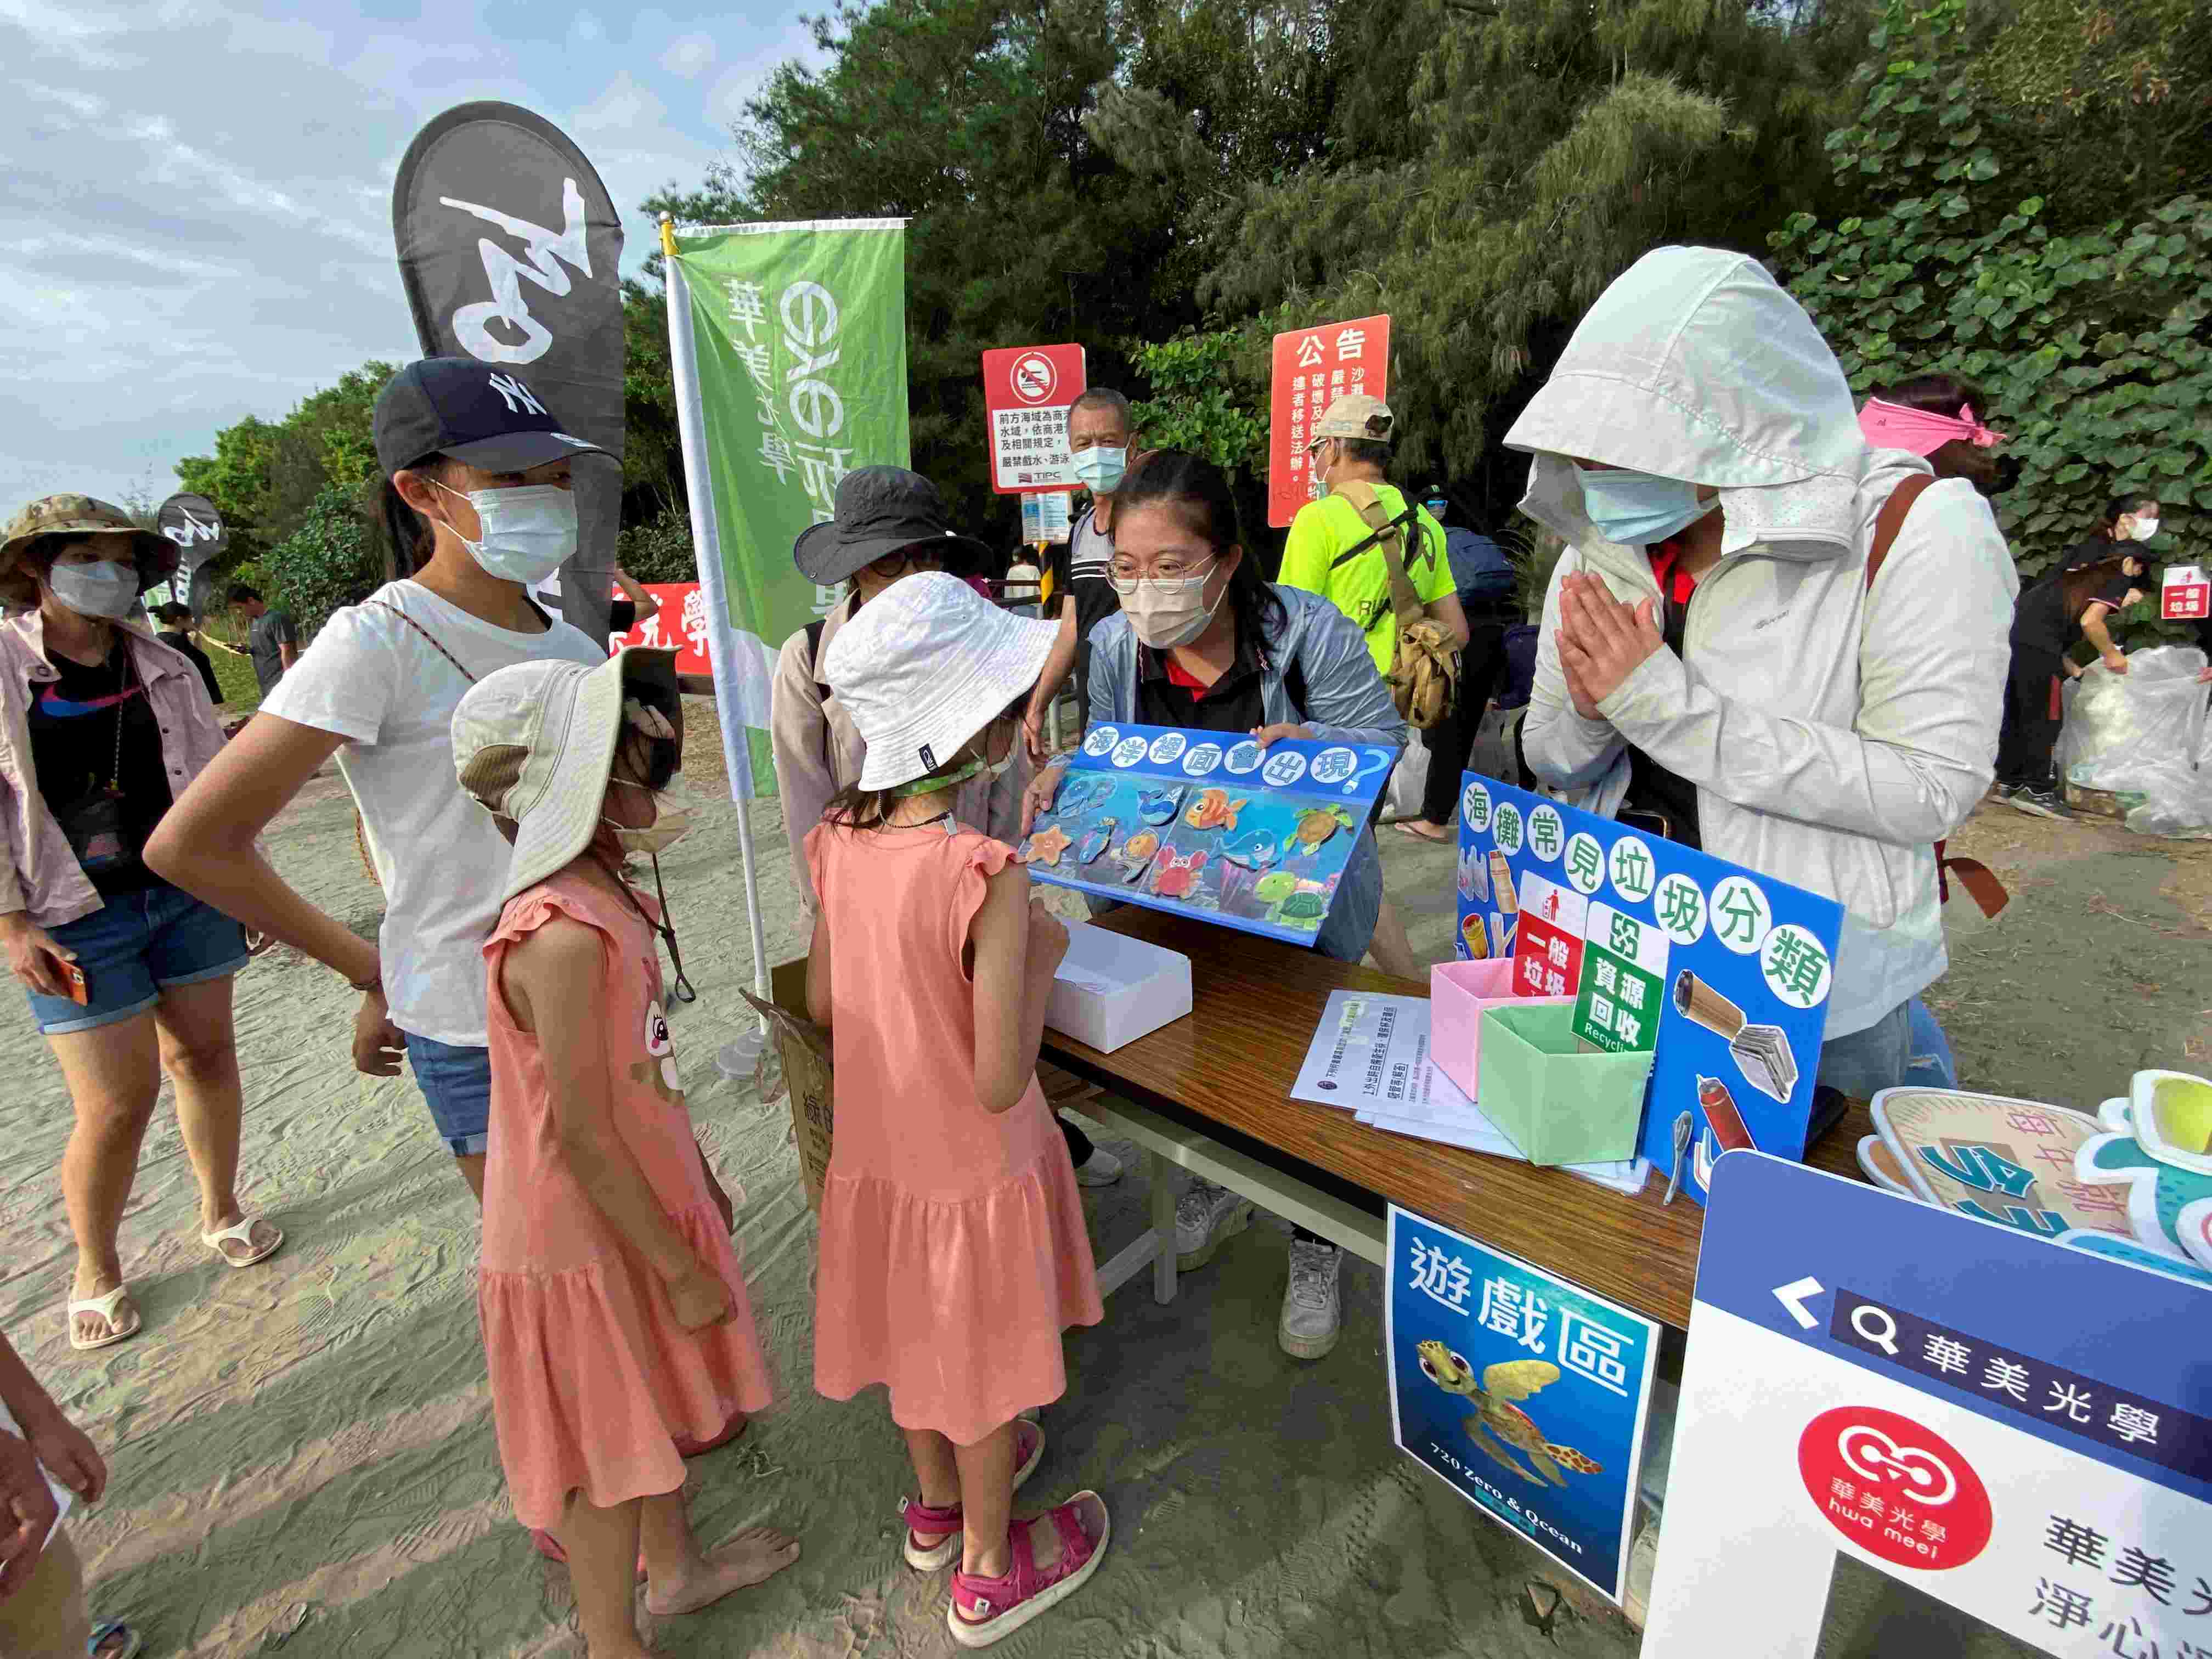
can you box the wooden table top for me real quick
[768,905,1872,1329]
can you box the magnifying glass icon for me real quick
[1851,1303,1900,1356]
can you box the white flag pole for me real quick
[662,216,772,1049]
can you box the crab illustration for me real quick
[1289,804,1357,855]
[1152,848,1209,899]
[1022,824,1074,866]
[1416,1340,1602,1488]
[1184,788,1248,832]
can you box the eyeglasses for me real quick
[867,547,946,579]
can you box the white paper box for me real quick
[1046,922,1192,1052]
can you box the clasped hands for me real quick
[1555,572,1664,721]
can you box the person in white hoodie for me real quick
[1511,247,2016,1096]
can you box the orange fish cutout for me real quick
[1184,788,1248,832]
[1024,824,1074,865]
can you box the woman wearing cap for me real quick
[771,472,1119,1188]
[146,358,650,1206]
[0,494,278,1351]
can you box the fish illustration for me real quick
[1056,775,1111,816]
[1184,788,1248,832]
[1136,785,1185,825]
[1152,848,1210,899]
[1022,824,1073,866]
[1071,817,1117,865]
[1119,830,1160,881]
[1219,828,1282,870]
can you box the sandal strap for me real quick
[953,1498,1094,1617]
[69,1286,132,1319]
[201,1217,261,1246]
[899,1494,963,1532]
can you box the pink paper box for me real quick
[1431,958,1573,1102]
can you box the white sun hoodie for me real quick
[1509,246,2017,1040]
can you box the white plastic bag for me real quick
[1384,735,1432,821]
[2061,646,2212,836]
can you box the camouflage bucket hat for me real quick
[0,495,176,610]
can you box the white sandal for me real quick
[202,1216,284,1269]
[67,1284,140,1351]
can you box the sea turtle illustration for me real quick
[1276,889,1328,927]
[1289,804,1357,855]
[1184,788,1248,832]
[1252,870,1300,914]
[1218,827,1282,870]
[1071,816,1118,866]
[1136,785,1186,826]
[1415,1340,1604,1488]
[1023,824,1074,866]
[1152,848,1209,899]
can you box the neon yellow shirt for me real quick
[1278,485,1455,673]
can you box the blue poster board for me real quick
[1020,721,1395,946]
[1455,772,1846,1205]
[1386,1205,1659,1602]
[1643,1153,2211,1654]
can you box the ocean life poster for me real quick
[1020,723,1395,946]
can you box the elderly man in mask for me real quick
[1513,246,2015,1099]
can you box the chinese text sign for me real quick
[609,583,711,674]
[983,343,1087,493]
[1268,315,1389,528]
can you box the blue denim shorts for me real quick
[404,1031,492,1158]
[25,884,249,1036]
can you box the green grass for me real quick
[202,635,262,712]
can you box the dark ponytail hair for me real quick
[1869,373,1991,420]
[2059,555,2142,628]
[378,455,446,582]
[1113,449,1286,650]
[2102,493,2155,534]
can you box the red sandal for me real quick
[946,1491,1110,1649]
[898,1418,1045,1571]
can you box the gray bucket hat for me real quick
[793,467,992,586]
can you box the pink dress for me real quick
[478,872,774,1528]
[806,822,1102,1445]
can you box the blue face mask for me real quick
[1574,465,1714,546]
[1071,446,1127,494]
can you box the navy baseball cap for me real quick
[372,357,608,476]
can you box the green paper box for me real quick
[1476,1003,1654,1166]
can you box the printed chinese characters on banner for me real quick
[611,583,712,674]
[1268,315,1390,527]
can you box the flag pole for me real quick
[662,215,773,1053]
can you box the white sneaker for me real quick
[1278,1239,1342,1359]
[1075,1147,1124,1188]
[1175,1180,1254,1270]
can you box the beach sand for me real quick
[2,713,2203,1656]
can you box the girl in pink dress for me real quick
[805,572,1108,1648]
[452,647,798,1658]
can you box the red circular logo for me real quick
[1797,1406,1993,1571]
[1011,352,1058,404]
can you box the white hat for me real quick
[451,646,679,902]
[822,571,1058,791]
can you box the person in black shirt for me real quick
[2060,495,2161,573]
[1997,554,2147,817]
[152,602,223,707]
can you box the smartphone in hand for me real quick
[59,961,88,1006]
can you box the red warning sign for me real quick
[981,343,1087,494]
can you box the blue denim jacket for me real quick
[1084,586,1407,962]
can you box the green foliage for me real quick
[1128,328,1272,470]
[1772,0,2211,647]
[263,484,380,639]
[615,506,698,584]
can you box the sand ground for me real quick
[2,715,2204,1657]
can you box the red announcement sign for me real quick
[610,583,711,675]
[981,343,1088,494]
[1267,314,1390,528]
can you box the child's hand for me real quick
[1027,898,1070,979]
[668,1262,735,1331]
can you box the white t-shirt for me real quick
[261,580,605,1047]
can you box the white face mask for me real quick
[433,481,578,584]
[2129,515,2160,543]
[604,775,697,857]
[1115,559,1224,650]
[47,560,140,619]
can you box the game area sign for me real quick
[1457,774,1846,1204]
[1019,722,1395,946]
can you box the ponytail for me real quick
[378,459,442,582]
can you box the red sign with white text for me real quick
[1268,314,1389,528]
[2162,565,2208,622]
[982,343,1088,494]
[611,583,710,675]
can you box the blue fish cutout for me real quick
[1137,785,1186,826]
[1053,775,1110,816]
[1218,828,1281,870]
[1072,817,1116,865]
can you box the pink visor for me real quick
[1858,397,2007,456]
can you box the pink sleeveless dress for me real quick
[805,822,1102,1445]
[478,871,774,1528]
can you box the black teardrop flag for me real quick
[155,492,227,617]
[391,103,626,640]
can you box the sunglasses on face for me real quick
[867,548,946,579]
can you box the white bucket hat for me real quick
[451,646,680,902]
[822,571,1058,791]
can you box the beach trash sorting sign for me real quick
[1455,773,1844,1205]
[1641,1151,2212,1657]
[1267,314,1389,528]
[1018,721,1394,946]
[982,343,1086,493]
[2162,565,2209,623]
[1386,1206,1658,1604]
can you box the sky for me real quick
[2,0,822,512]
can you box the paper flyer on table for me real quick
[1293,991,1647,1194]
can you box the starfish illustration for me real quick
[1024,824,1074,865]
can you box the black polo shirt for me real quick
[1134,632,1270,734]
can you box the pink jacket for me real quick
[0,613,228,929]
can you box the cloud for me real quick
[661,31,714,78]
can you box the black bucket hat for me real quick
[793,467,992,586]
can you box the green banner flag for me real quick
[667,219,909,796]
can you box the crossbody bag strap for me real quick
[366,600,478,684]
[1864,473,1936,594]
[1333,481,1427,633]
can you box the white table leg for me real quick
[1150,1149,1178,1305]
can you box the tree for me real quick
[263,483,379,637]
[1772,0,2209,624]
